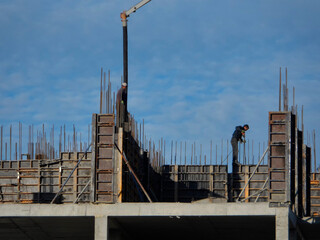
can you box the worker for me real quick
[116,82,127,129]
[231,124,249,165]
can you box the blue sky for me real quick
[0,0,320,170]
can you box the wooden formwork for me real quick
[232,165,269,202]
[161,165,228,202]
[310,173,320,216]
[122,133,149,202]
[268,112,295,206]
[91,114,115,203]
[0,152,92,204]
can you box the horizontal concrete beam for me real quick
[0,202,285,218]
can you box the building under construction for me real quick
[1,1,320,239]
[0,67,320,240]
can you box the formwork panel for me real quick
[97,173,113,182]
[162,164,228,202]
[311,173,320,216]
[0,186,17,193]
[270,145,285,156]
[0,170,16,176]
[98,126,113,135]
[270,157,285,168]
[77,177,90,184]
[41,185,60,192]
[98,115,114,124]
[98,135,113,144]
[1,195,18,201]
[97,182,112,191]
[1,162,13,168]
[270,124,286,132]
[92,114,115,203]
[270,192,286,201]
[77,169,91,176]
[270,181,285,190]
[20,178,38,185]
[98,148,113,159]
[271,172,285,180]
[19,185,38,192]
[270,134,286,142]
[97,159,112,169]
[97,194,113,202]
[232,165,268,202]
[268,111,295,205]
[270,113,286,121]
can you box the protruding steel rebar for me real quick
[210,140,212,165]
[100,68,103,114]
[279,67,282,111]
[313,130,317,174]
[10,125,12,160]
[180,141,182,165]
[216,144,218,165]
[221,139,223,165]
[301,105,304,136]
[285,67,288,111]
[0,125,2,161]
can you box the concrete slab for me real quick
[0,203,289,240]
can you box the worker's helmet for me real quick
[122,82,127,87]
[243,124,249,129]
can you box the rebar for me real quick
[279,67,281,111]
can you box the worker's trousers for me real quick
[231,137,239,164]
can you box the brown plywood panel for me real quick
[20,185,38,192]
[20,178,38,185]
[270,192,286,201]
[97,194,113,202]
[270,113,286,121]
[271,172,285,180]
[97,182,112,191]
[270,134,286,142]
[270,145,285,156]
[98,148,113,159]
[77,169,91,176]
[98,115,114,124]
[270,181,285,190]
[61,153,70,160]
[270,124,286,132]
[98,126,113,135]
[270,157,285,168]
[97,159,112,169]
[98,135,113,145]
[0,170,16,176]
[97,173,112,182]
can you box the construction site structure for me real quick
[0,81,320,239]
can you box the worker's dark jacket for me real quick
[232,126,245,142]
[116,87,127,105]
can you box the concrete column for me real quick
[275,208,289,240]
[95,216,108,240]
